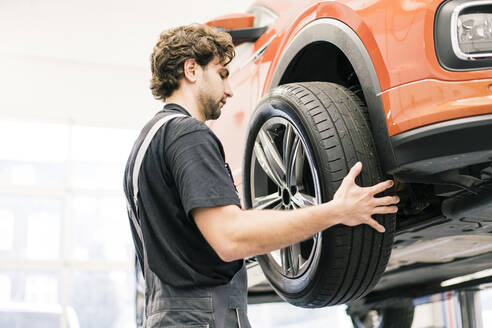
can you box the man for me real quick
[124,24,399,328]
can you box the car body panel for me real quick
[207,0,492,297]
[256,0,492,87]
[383,78,492,136]
[214,0,492,147]
[211,0,492,185]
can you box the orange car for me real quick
[206,0,492,323]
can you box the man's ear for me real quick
[183,59,201,83]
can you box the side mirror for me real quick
[206,13,267,43]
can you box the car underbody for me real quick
[247,161,492,304]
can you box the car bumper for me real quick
[389,113,492,175]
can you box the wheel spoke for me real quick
[294,141,305,187]
[289,243,301,275]
[280,247,290,275]
[270,249,281,265]
[273,202,284,210]
[253,193,282,210]
[258,129,286,186]
[282,124,295,170]
[286,134,300,187]
[291,192,317,207]
[254,141,284,188]
[280,243,301,276]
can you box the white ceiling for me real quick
[0,0,255,129]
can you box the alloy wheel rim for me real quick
[250,116,321,278]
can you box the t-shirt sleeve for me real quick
[166,128,241,218]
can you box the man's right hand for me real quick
[329,162,399,233]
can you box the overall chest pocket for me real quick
[146,297,213,328]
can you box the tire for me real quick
[350,301,415,328]
[242,82,395,307]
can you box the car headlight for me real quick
[435,0,492,71]
[452,3,492,60]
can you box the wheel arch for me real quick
[268,18,397,173]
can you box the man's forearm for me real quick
[212,203,342,262]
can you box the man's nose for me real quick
[225,80,233,98]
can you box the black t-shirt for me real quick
[124,104,243,287]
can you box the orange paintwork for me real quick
[382,79,492,136]
[253,0,492,88]
[206,13,255,30]
[208,0,492,189]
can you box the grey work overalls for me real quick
[127,113,252,328]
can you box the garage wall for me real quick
[0,0,253,129]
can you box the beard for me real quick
[198,90,222,121]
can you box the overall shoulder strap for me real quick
[131,113,186,209]
[127,113,186,241]
[126,112,185,309]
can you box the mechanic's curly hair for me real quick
[150,24,235,100]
